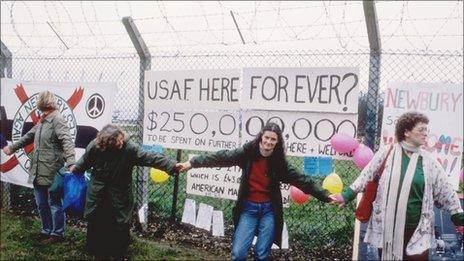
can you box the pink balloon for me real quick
[352,144,374,170]
[330,133,359,153]
[460,169,464,183]
[290,186,310,205]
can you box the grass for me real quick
[0,210,222,260]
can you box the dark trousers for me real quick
[86,200,130,258]
[378,228,429,260]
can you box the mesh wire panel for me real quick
[1,49,462,259]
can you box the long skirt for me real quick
[85,198,131,258]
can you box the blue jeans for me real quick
[231,200,275,261]
[33,183,65,237]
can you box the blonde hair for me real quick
[96,124,126,151]
[37,91,58,111]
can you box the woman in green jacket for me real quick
[70,124,179,259]
[177,122,332,261]
[3,91,75,243]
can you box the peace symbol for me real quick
[86,93,105,119]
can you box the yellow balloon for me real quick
[322,172,343,194]
[150,168,169,183]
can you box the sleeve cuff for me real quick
[189,157,197,168]
[451,212,464,226]
[341,187,356,203]
[65,162,75,168]
[8,145,17,153]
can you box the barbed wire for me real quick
[0,20,365,38]
[4,32,461,54]
[1,1,462,55]
[7,2,30,50]
[3,14,462,26]
[424,2,462,51]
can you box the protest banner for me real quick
[241,110,357,159]
[242,67,359,113]
[0,78,115,187]
[381,83,463,189]
[143,69,240,151]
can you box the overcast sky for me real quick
[1,1,462,56]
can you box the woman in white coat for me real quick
[331,111,463,260]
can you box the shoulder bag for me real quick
[355,145,393,223]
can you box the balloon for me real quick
[322,172,343,194]
[352,144,374,170]
[289,186,310,205]
[330,133,359,153]
[150,168,169,183]
[460,169,464,183]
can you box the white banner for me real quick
[143,109,240,151]
[0,78,116,187]
[186,155,291,207]
[144,69,241,110]
[241,67,359,113]
[186,164,242,200]
[241,110,358,159]
[381,83,463,189]
[143,69,241,151]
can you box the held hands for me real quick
[2,146,12,155]
[329,193,346,208]
[456,225,464,235]
[175,161,192,173]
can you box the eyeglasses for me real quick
[413,127,429,133]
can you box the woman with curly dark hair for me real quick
[331,111,464,260]
[177,122,332,260]
[70,124,179,259]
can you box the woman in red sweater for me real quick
[177,122,331,260]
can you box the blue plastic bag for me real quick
[63,173,87,213]
[49,167,68,194]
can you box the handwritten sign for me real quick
[241,110,357,159]
[381,83,463,189]
[304,157,318,174]
[242,67,359,113]
[143,70,241,151]
[304,156,333,176]
[186,163,242,200]
[144,69,240,110]
[143,109,240,151]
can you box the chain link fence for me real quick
[1,49,462,259]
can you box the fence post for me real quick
[354,2,382,261]
[363,1,382,151]
[1,41,12,78]
[0,41,12,210]
[171,149,182,221]
[122,17,151,229]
